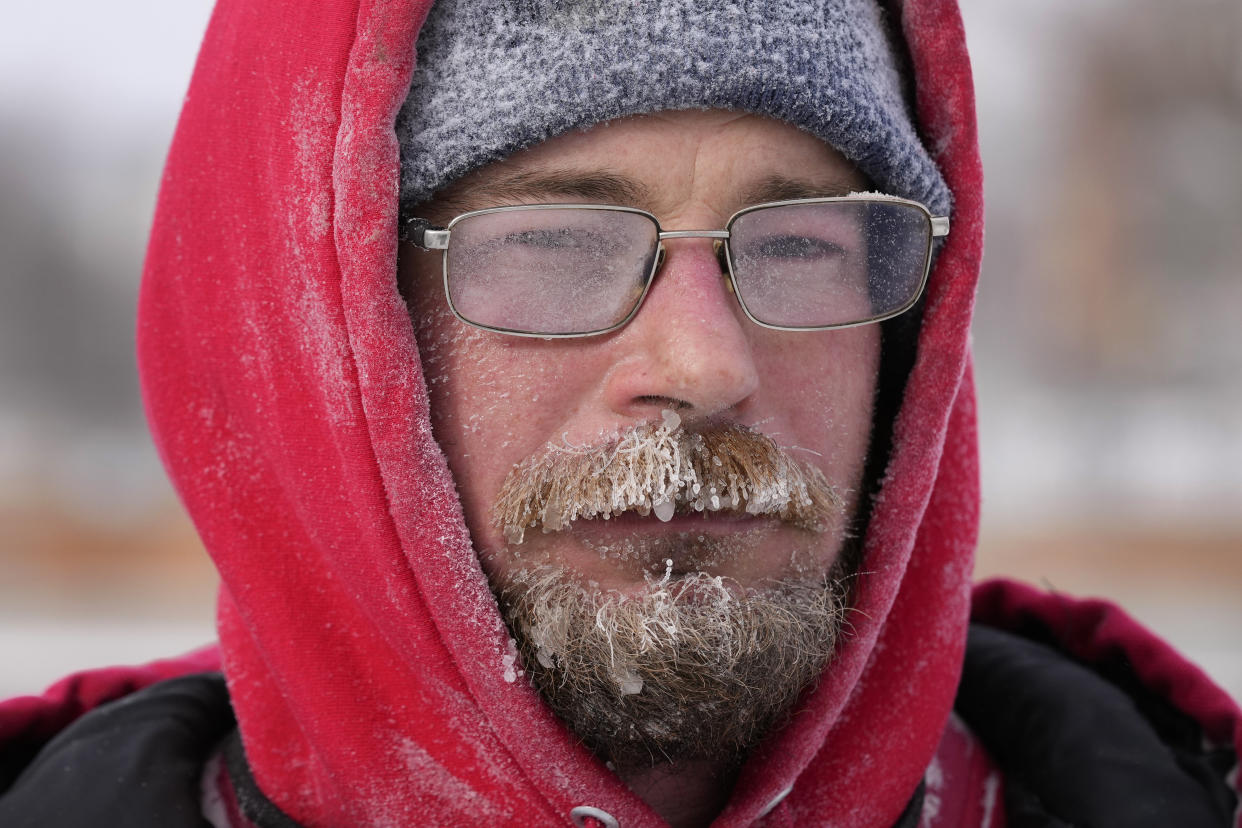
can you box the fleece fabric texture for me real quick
[0,2,1227,828]
[396,0,952,216]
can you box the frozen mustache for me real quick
[492,410,843,545]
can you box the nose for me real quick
[602,239,760,420]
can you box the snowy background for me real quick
[2,0,1239,699]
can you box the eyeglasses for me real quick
[400,197,949,338]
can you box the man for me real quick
[1,0,1238,826]
[398,107,918,824]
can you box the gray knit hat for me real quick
[397,0,950,218]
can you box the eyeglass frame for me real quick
[400,196,950,339]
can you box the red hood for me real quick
[136,1,984,825]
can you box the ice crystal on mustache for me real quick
[492,412,843,544]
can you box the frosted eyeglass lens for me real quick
[727,201,932,328]
[446,209,657,335]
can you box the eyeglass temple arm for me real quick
[931,216,950,237]
[399,214,450,249]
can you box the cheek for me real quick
[755,326,881,489]
[410,300,596,557]
[808,328,879,438]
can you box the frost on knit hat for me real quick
[396,0,951,218]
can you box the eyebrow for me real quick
[738,175,862,205]
[435,169,654,216]
[429,169,863,219]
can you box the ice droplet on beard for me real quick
[616,669,644,696]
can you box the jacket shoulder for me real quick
[0,645,220,785]
[0,650,226,824]
[963,578,1241,827]
[0,671,233,827]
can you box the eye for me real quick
[503,228,611,253]
[746,234,846,260]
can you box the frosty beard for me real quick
[493,560,850,769]
[488,417,855,768]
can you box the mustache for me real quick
[491,411,842,545]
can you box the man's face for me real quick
[402,109,879,593]
[400,110,880,765]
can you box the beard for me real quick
[488,415,856,769]
[493,556,850,770]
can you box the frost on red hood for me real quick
[136,0,983,825]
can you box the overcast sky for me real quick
[0,1,213,122]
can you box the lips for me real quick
[588,507,758,529]
[563,511,786,584]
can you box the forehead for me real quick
[428,109,869,222]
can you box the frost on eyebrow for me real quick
[492,410,842,545]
